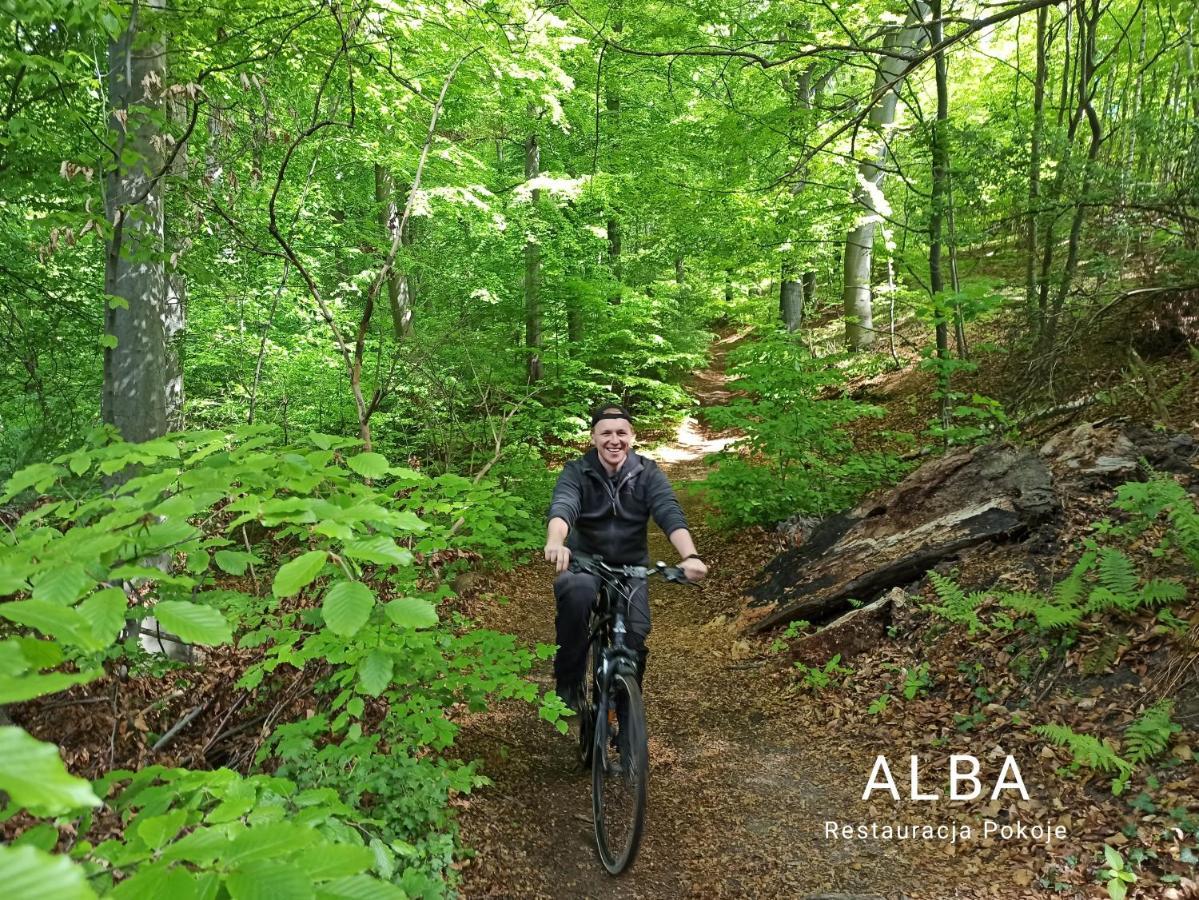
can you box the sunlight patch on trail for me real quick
[645,416,737,465]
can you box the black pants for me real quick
[554,571,650,693]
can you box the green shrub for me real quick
[702,328,907,527]
[0,426,561,893]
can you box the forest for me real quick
[0,0,1197,897]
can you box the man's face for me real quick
[591,415,634,471]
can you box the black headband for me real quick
[590,405,633,428]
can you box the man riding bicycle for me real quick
[544,403,709,713]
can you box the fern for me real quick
[1097,548,1139,599]
[1054,550,1096,607]
[1034,603,1083,630]
[997,590,1082,632]
[925,572,986,635]
[1123,700,1181,765]
[1141,578,1186,606]
[1082,635,1126,675]
[1034,723,1134,794]
[1113,476,1199,568]
[997,591,1043,616]
[1170,499,1199,568]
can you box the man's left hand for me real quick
[680,557,708,582]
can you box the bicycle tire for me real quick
[592,672,648,874]
[578,627,599,770]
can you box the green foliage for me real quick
[925,572,988,635]
[901,662,933,701]
[1123,700,1181,766]
[1033,723,1134,795]
[1111,476,1199,568]
[926,485,1192,638]
[703,329,908,526]
[794,653,852,692]
[0,427,555,891]
[1098,845,1138,900]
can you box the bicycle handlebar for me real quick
[568,550,695,586]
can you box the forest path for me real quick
[455,334,943,899]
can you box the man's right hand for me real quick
[545,544,572,573]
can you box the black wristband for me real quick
[682,553,702,562]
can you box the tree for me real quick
[102,1,178,443]
[841,5,930,351]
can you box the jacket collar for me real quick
[583,447,644,481]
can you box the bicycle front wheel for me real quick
[592,672,648,874]
[578,631,598,770]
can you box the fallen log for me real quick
[747,443,1057,634]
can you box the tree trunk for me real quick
[928,0,951,432]
[102,0,173,444]
[1024,3,1048,328]
[606,16,623,303]
[524,129,542,382]
[674,254,685,285]
[374,165,413,339]
[841,6,929,351]
[780,277,804,332]
[1047,0,1104,348]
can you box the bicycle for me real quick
[567,551,693,875]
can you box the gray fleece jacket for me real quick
[547,448,688,566]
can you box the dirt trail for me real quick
[455,335,957,899]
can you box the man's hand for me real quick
[679,556,708,582]
[545,544,572,573]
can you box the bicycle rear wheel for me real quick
[592,672,648,874]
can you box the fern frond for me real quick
[1086,586,1126,614]
[1034,603,1084,630]
[925,572,986,635]
[1169,501,1199,568]
[998,591,1043,616]
[1082,635,1126,675]
[1054,550,1097,606]
[1141,578,1186,607]
[1123,700,1181,765]
[1097,548,1139,598]
[1034,723,1133,778]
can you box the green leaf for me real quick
[31,564,95,605]
[0,600,104,650]
[214,550,256,575]
[99,334,118,349]
[384,599,438,629]
[294,845,375,880]
[154,601,232,645]
[2,463,61,501]
[226,822,317,866]
[322,582,376,637]
[0,727,101,814]
[315,875,406,900]
[358,652,393,696]
[346,452,390,478]
[136,809,188,849]
[227,861,315,900]
[0,845,97,900]
[272,551,328,598]
[342,537,411,567]
[1104,845,1124,870]
[160,825,235,865]
[109,863,206,900]
[0,669,99,704]
[77,588,128,644]
[68,453,91,476]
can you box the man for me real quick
[544,403,708,711]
